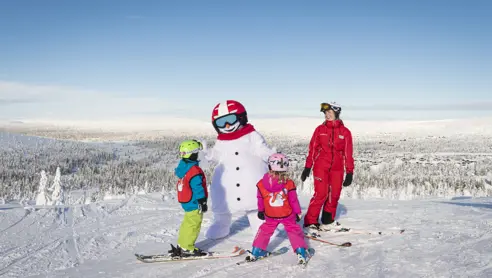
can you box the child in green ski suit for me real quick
[168,139,209,257]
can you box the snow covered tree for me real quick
[35,170,50,206]
[50,167,65,205]
[144,181,149,194]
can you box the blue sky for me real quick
[0,0,491,121]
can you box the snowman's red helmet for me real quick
[211,100,248,133]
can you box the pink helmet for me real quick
[268,153,289,172]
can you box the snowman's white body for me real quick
[203,130,275,239]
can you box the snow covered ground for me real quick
[1,117,492,277]
[1,192,491,277]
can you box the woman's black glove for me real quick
[300,167,311,181]
[343,173,353,187]
[258,211,265,220]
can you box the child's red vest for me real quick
[176,165,208,203]
[257,179,295,218]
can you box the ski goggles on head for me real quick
[320,103,341,113]
[179,146,202,157]
[320,103,331,112]
[214,114,238,128]
[269,159,289,167]
[179,149,198,156]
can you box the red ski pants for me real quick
[304,169,344,226]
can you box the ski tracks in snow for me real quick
[0,194,160,277]
[1,194,492,277]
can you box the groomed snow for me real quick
[0,193,491,277]
[1,116,491,277]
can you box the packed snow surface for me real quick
[1,117,491,277]
[1,193,491,277]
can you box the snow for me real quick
[0,193,491,277]
[11,116,492,139]
[1,116,492,277]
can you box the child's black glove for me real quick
[197,198,207,213]
[257,211,265,220]
[300,167,311,182]
[343,173,353,187]
[296,214,302,222]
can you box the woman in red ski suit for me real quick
[300,102,354,230]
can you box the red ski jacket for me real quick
[304,120,354,173]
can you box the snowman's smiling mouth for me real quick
[218,122,241,133]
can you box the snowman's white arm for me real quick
[196,138,219,162]
[251,132,276,162]
[203,143,221,162]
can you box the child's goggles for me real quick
[269,159,289,167]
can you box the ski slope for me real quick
[1,193,491,277]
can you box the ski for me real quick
[135,245,246,263]
[304,232,352,247]
[304,226,404,247]
[307,227,405,237]
[344,228,405,235]
[236,246,290,265]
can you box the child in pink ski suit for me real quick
[246,153,309,263]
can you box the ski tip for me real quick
[341,242,352,247]
[231,245,247,255]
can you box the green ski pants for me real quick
[177,209,203,250]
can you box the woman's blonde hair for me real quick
[268,170,290,184]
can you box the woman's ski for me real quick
[304,232,352,247]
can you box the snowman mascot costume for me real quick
[201,100,276,240]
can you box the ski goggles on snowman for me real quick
[214,114,239,128]
[320,103,341,113]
